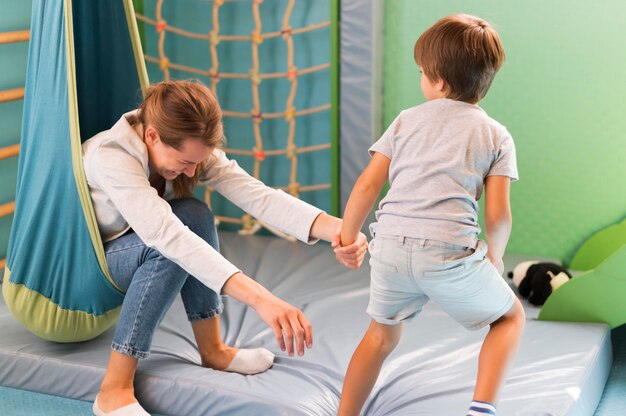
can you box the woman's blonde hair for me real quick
[137,80,224,197]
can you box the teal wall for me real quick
[383,1,626,263]
[0,1,32,262]
[1,1,333,252]
[140,0,334,225]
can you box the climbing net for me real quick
[136,0,334,238]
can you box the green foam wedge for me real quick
[571,218,626,271]
[539,243,626,328]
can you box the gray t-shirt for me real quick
[369,98,518,248]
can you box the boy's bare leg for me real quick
[473,298,525,403]
[338,320,404,416]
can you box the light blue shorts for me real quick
[367,234,515,330]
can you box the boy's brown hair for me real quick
[414,14,505,103]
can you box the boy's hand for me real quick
[332,230,368,269]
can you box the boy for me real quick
[337,14,525,416]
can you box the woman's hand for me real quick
[331,231,368,269]
[309,213,367,269]
[251,293,313,357]
[222,272,313,357]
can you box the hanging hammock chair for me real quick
[2,0,149,342]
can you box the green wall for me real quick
[0,1,32,262]
[384,1,626,263]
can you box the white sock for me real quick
[93,394,150,416]
[223,348,275,375]
[467,400,496,415]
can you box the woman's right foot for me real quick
[201,346,275,375]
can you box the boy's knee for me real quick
[510,298,526,324]
[365,321,403,355]
[494,298,525,329]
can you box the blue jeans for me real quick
[104,198,224,359]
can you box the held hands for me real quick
[252,291,313,357]
[331,231,368,269]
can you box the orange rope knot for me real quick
[284,106,295,122]
[208,69,221,83]
[251,31,263,45]
[253,0,264,4]
[286,143,297,158]
[214,0,225,6]
[286,67,298,81]
[253,147,266,161]
[249,69,261,85]
[242,214,255,229]
[159,58,170,71]
[281,26,292,40]
[288,182,300,196]
[251,112,263,124]
[156,21,167,32]
[209,31,220,46]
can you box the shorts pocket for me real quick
[422,262,465,278]
[370,257,398,273]
[368,237,399,272]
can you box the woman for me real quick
[84,80,367,416]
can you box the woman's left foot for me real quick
[202,346,274,375]
[93,394,150,416]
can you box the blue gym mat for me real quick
[0,233,613,415]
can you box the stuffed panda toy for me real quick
[508,261,572,306]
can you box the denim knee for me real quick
[168,198,218,248]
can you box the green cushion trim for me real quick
[539,244,626,328]
[64,0,121,293]
[2,267,121,342]
[570,218,626,271]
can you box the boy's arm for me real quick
[340,152,391,246]
[484,175,512,274]
[307,213,368,269]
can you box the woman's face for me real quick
[145,126,213,180]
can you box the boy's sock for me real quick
[467,400,496,415]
